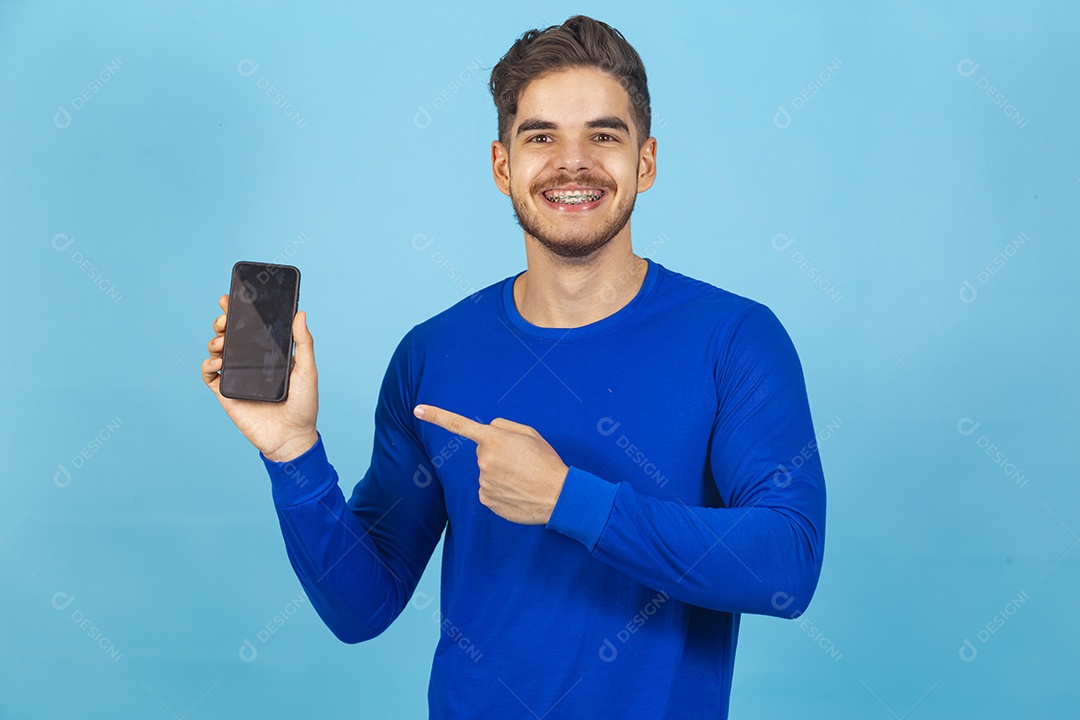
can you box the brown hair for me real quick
[489,15,651,150]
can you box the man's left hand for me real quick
[413,404,569,525]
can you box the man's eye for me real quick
[528,135,551,143]
[595,134,616,142]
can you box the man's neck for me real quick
[512,237,648,329]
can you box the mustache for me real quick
[529,174,614,194]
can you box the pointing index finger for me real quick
[414,404,488,442]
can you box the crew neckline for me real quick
[500,257,659,340]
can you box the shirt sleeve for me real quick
[261,328,448,643]
[545,303,826,618]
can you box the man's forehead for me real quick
[518,67,629,107]
[514,68,632,131]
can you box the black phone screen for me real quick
[219,261,300,402]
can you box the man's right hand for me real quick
[201,294,320,462]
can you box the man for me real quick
[203,14,825,719]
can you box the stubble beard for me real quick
[509,175,637,260]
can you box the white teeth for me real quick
[544,189,604,204]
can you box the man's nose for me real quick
[555,137,592,173]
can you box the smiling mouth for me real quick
[541,188,607,205]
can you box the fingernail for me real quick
[414,405,425,418]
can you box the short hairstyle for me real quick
[489,15,652,150]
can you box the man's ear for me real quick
[636,136,657,193]
[492,140,511,197]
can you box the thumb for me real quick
[293,310,316,371]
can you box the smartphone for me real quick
[219,261,301,402]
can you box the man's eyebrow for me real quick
[585,115,630,134]
[515,118,557,136]
[515,115,631,137]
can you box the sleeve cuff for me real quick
[260,432,338,508]
[545,465,619,553]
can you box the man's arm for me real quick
[545,303,826,618]
[262,330,447,643]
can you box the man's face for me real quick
[491,66,656,260]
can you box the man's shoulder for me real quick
[651,261,767,323]
[653,263,801,376]
[403,273,511,345]
[399,261,777,347]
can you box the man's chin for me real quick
[516,218,616,259]
[512,196,635,260]
[533,234,613,259]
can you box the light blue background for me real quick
[2,1,1077,717]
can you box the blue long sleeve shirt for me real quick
[260,258,827,719]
